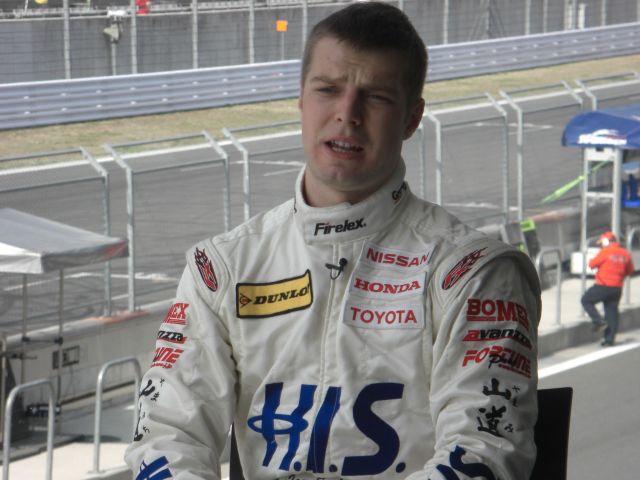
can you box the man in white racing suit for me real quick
[125,3,541,479]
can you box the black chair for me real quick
[228,387,574,480]
[530,387,573,480]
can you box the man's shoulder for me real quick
[204,198,294,247]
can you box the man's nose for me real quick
[335,92,363,126]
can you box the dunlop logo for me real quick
[236,270,313,318]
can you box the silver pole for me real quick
[0,333,6,447]
[3,379,56,480]
[249,0,255,63]
[601,0,607,26]
[127,169,136,311]
[110,42,117,75]
[92,357,142,474]
[525,0,531,35]
[302,0,308,51]
[63,0,71,78]
[543,0,548,33]
[56,270,64,401]
[130,0,138,73]
[580,149,588,300]
[443,0,449,44]
[398,0,404,10]
[192,0,199,69]
[516,108,524,221]
[612,150,622,238]
[20,276,27,385]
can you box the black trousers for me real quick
[581,284,622,344]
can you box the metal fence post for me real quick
[130,0,138,74]
[249,0,255,64]
[192,0,199,69]
[62,0,71,79]
[3,379,56,480]
[92,357,141,474]
[625,226,640,305]
[423,110,442,205]
[535,248,563,326]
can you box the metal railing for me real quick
[105,131,231,311]
[625,225,640,305]
[575,71,640,110]
[2,379,55,480]
[535,247,563,326]
[500,81,584,221]
[1,23,640,130]
[223,121,302,222]
[92,357,142,475]
[423,93,509,222]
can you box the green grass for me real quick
[1,54,639,160]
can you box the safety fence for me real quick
[0,356,141,479]
[2,22,640,129]
[3,0,637,83]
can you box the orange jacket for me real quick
[589,242,635,288]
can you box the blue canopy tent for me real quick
[562,103,640,283]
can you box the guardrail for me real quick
[2,379,56,480]
[92,357,141,475]
[1,23,639,130]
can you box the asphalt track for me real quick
[1,81,639,333]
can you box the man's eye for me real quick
[369,94,392,103]
[317,86,336,94]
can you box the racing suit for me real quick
[125,161,541,480]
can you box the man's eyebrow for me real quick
[308,75,345,84]
[308,75,400,94]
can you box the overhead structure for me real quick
[0,207,127,416]
[562,103,640,290]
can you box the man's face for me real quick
[299,36,424,206]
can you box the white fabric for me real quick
[126,162,541,480]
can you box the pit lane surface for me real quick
[538,328,640,479]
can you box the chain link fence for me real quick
[2,0,639,83]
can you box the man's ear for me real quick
[403,97,425,140]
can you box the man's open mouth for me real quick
[327,140,364,153]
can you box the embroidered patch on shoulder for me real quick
[236,270,313,318]
[442,248,486,290]
[194,247,218,292]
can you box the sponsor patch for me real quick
[194,247,218,292]
[466,298,530,331]
[360,242,433,272]
[157,330,187,345]
[344,300,424,329]
[349,271,425,300]
[462,345,531,378]
[151,346,184,369]
[236,270,313,318]
[314,218,366,236]
[163,302,188,325]
[463,328,532,350]
[442,248,486,290]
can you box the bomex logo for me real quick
[248,382,405,476]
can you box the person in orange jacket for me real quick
[581,231,635,346]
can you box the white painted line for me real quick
[445,201,499,209]
[539,341,640,378]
